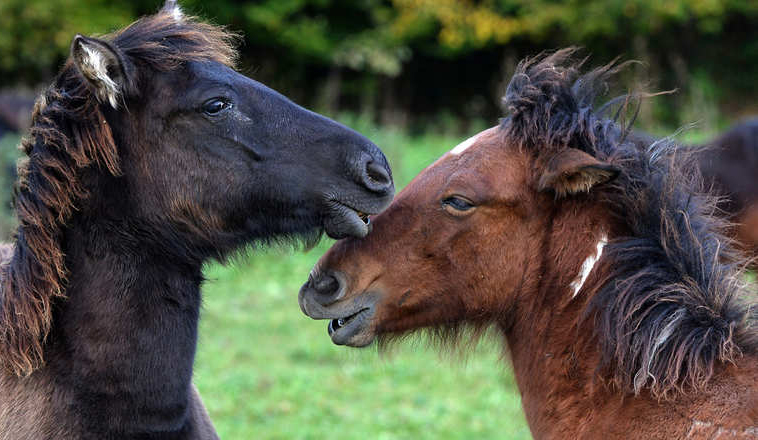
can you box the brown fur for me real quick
[301,50,758,438]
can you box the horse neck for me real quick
[43,211,204,433]
[501,203,614,437]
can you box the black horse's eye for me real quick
[201,98,231,116]
[442,196,475,212]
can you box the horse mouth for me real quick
[357,212,371,225]
[323,200,378,239]
[298,284,379,347]
[325,307,374,346]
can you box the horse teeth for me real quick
[337,318,345,327]
[357,212,370,224]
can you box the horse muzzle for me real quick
[298,269,379,346]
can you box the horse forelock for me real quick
[499,49,757,398]
[0,6,239,376]
[112,7,239,73]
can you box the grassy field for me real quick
[193,119,532,439]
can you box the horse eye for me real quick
[201,98,231,116]
[442,196,474,212]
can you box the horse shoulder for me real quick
[544,357,758,439]
[680,357,758,434]
[610,358,758,439]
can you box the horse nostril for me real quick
[313,273,340,299]
[366,160,391,188]
[310,273,342,305]
[356,152,392,194]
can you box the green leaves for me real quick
[0,0,133,84]
[0,0,755,127]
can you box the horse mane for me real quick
[0,6,238,376]
[502,48,758,398]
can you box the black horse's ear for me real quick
[70,35,131,109]
[161,0,184,20]
[538,148,620,197]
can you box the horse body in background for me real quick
[300,50,757,439]
[0,2,393,439]
[0,91,34,139]
[699,119,758,263]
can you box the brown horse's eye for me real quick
[201,98,231,116]
[442,196,474,212]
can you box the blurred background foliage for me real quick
[0,0,756,131]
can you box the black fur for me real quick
[0,4,393,438]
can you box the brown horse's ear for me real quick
[70,35,132,109]
[538,148,620,197]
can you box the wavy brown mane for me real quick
[502,49,757,398]
[0,7,238,376]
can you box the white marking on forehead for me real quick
[450,133,482,155]
[570,235,607,298]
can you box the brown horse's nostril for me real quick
[314,274,339,296]
[309,271,344,305]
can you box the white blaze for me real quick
[450,133,481,155]
[570,235,607,298]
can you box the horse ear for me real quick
[538,148,620,197]
[161,0,184,20]
[70,35,130,109]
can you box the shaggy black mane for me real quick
[502,48,758,398]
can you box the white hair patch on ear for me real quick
[450,133,481,155]
[81,45,120,109]
[570,235,607,298]
[171,5,183,21]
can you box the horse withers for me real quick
[0,1,393,439]
[300,50,758,439]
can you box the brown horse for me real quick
[0,1,393,439]
[300,50,758,439]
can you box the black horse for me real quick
[0,2,393,439]
[0,91,34,139]
[698,118,758,262]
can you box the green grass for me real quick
[193,121,533,439]
[195,248,530,439]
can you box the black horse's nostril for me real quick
[366,160,391,188]
[356,152,393,194]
